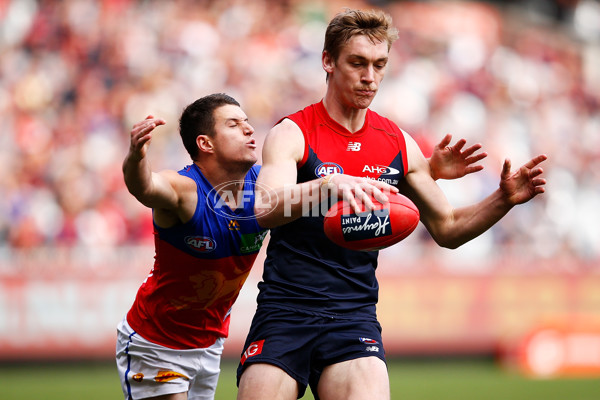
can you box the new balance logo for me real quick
[347,142,361,151]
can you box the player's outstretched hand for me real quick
[128,115,166,161]
[429,134,487,180]
[324,174,399,213]
[499,154,548,206]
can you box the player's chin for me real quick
[354,95,375,109]
[243,149,258,163]
[241,157,258,169]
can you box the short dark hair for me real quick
[179,93,240,160]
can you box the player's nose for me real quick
[243,122,254,136]
[362,66,375,83]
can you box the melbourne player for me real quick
[237,9,547,400]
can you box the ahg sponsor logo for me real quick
[363,165,400,185]
[363,165,400,176]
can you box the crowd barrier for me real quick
[1,246,598,377]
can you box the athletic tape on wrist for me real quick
[320,173,338,191]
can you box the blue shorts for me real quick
[236,306,386,398]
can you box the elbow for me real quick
[254,205,280,229]
[125,183,154,208]
[430,235,461,250]
[125,183,146,202]
[424,211,465,249]
[439,240,461,250]
[254,189,283,228]
[254,204,298,229]
[428,228,462,250]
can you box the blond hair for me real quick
[323,9,399,64]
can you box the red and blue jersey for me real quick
[257,101,408,315]
[127,164,267,349]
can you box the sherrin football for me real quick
[323,193,420,252]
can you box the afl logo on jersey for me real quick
[185,236,217,252]
[315,162,343,177]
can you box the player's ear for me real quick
[197,135,214,154]
[322,51,334,74]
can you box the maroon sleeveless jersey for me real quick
[257,101,409,315]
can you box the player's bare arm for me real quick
[254,119,398,228]
[123,115,197,226]
[428,133,487,180]
[399,133,547,249]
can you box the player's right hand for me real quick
[324,173,399,214]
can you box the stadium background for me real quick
[0,0,599,397]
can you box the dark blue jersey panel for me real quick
[154,164,266,260]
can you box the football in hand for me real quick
[323,193,420,251]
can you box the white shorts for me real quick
[115,318,225,400]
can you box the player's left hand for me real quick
[499,154,548,206]
[429,134,487,180]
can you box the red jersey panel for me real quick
[295,100,408,184]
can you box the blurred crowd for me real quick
[0,0,599,271]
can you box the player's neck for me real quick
[322,94,368,134]
[196,160,249,193]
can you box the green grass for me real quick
[0,358,598,399]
